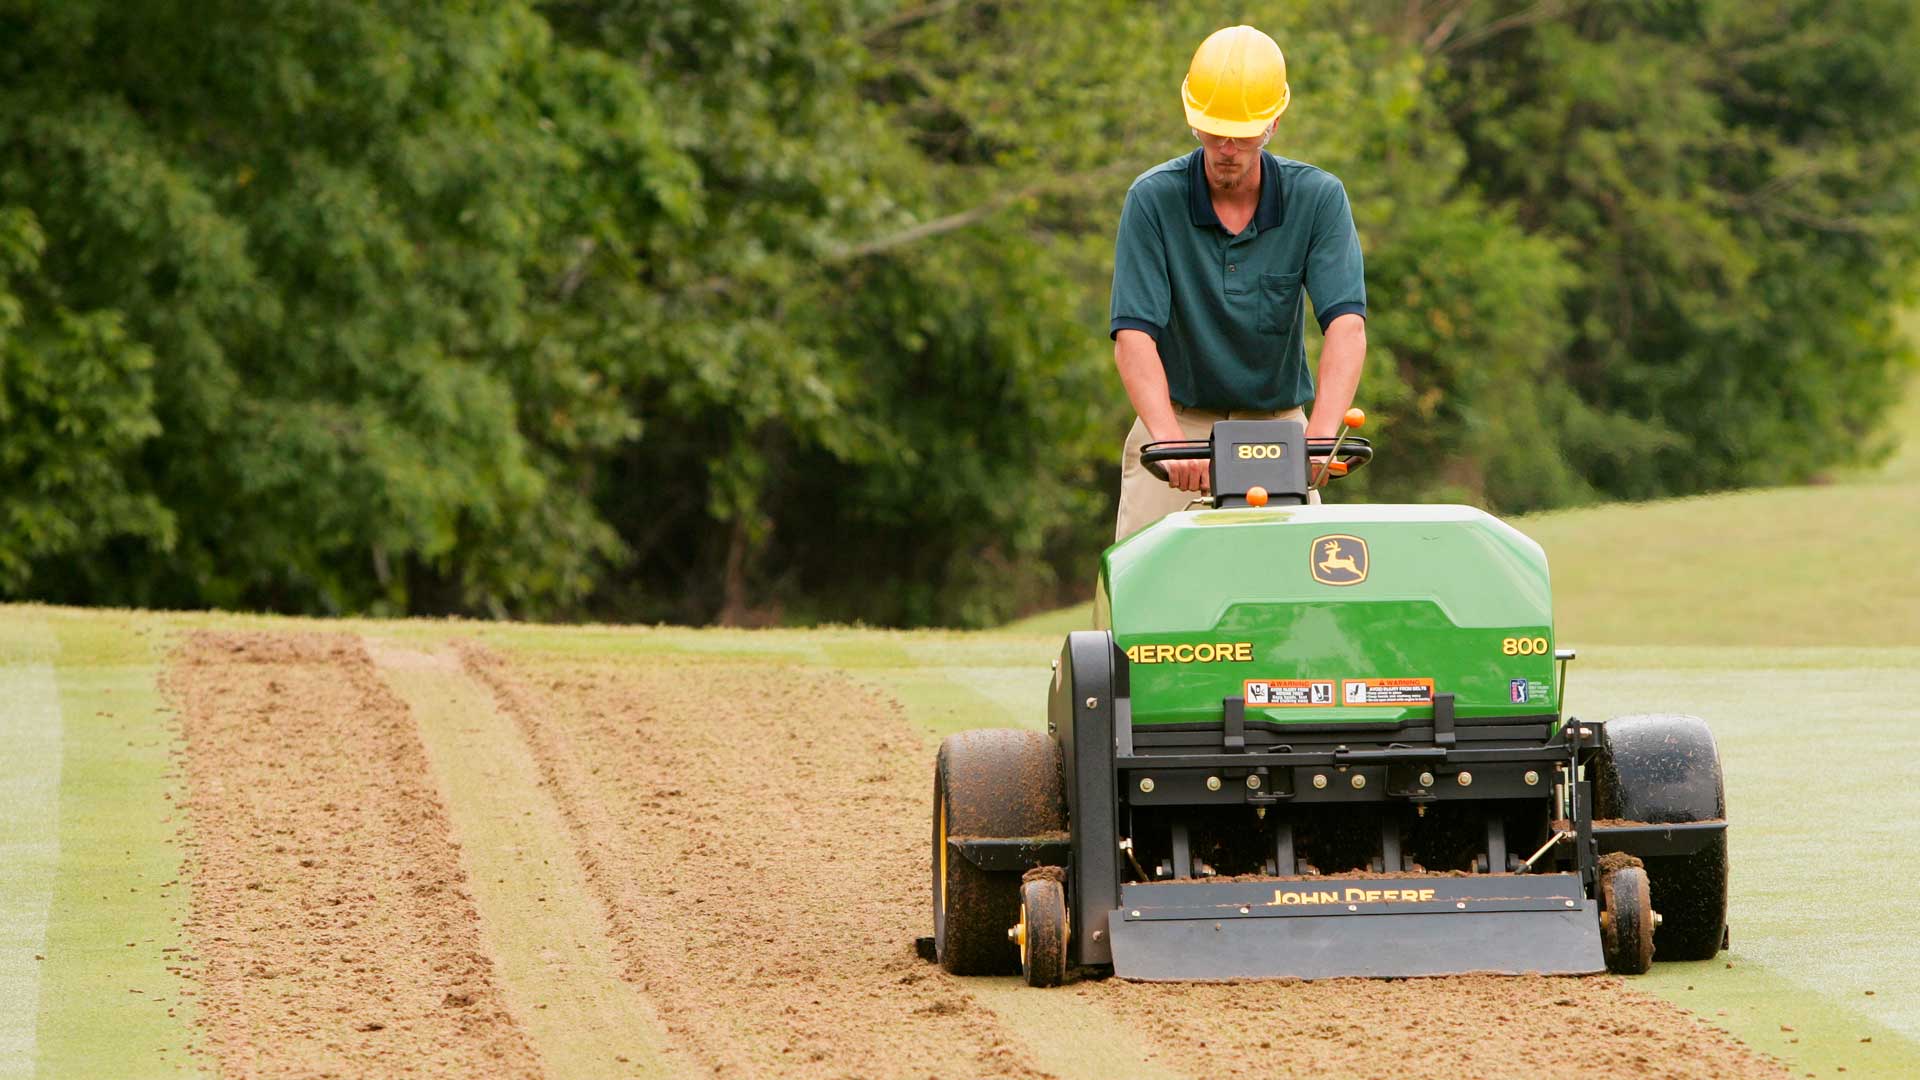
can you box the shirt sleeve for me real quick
[1304,180,1367,331]
[1109,186,1171,339]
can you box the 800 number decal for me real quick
[1501,636,1550,656]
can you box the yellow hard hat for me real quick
[1182,26,1290,138]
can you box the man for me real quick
[1110,25,1367,541]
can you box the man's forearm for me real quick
[1113,329,1182,440]
[1306,314,1366,438]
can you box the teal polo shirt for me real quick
[1109,149,1366,412]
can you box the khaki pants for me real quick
[1115,404,1316,542]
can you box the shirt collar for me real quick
[1186,147,1284,234]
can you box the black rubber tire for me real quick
[1601,865,1656,975]
[931,729,1065,975]
[1019,876,1069,987]
[1595,713,1729,960]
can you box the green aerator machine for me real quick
[928,414,1729,985]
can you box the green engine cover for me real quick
[1094,504,1559,727]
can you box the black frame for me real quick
[1046,629,1636,970]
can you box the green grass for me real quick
[1527,482,1920,648]
[28,610,201,1079]
[1572,648,1920,1072]
[0,613,62,1080]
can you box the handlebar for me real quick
[1140,436,1373,483]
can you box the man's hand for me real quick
[1162,454,1211,494]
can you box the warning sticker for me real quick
[1245,679,1336,707]
[1342,678,1435,706]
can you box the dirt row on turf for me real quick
[462,647,1050,1079]
[468,645,1793,1080]
[168,631,542,1078]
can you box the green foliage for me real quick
[0,206,169,590]
[0,0,1914,625]
[1,0,627,615]
[1429,0,1920,497]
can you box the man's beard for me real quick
[1208,155,1254,191]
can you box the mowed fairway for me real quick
[1,385,1915,1078]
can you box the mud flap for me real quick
[1107,874,1605,981]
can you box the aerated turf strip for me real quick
[464,646,1065,1080]
[369,638,685,1080]
[167,630,541,1079]
[1095,974,1791,1080]
[962,978,1187,1080]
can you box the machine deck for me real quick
[1106,874,1606,981]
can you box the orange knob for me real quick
[1343,407,1366,429]
[1247,486,1269,507]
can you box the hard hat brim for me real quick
[1182,76,1289,138]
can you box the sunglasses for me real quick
[1194,129,1271,151]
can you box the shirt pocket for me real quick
[1256,271,1303,335]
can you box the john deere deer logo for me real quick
[1310,535,1368,586]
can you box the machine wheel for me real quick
[931,729,1065,975]
[1596,713,1729,960]
[1600,865,1656,974]
[1016,875,1069,987]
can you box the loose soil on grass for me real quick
[168,631,542,1079]
[1095,975,1785,1080]
[464,647,1049,1080]
[470,646,1790,1080]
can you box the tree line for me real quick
[2,0,1915,626]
